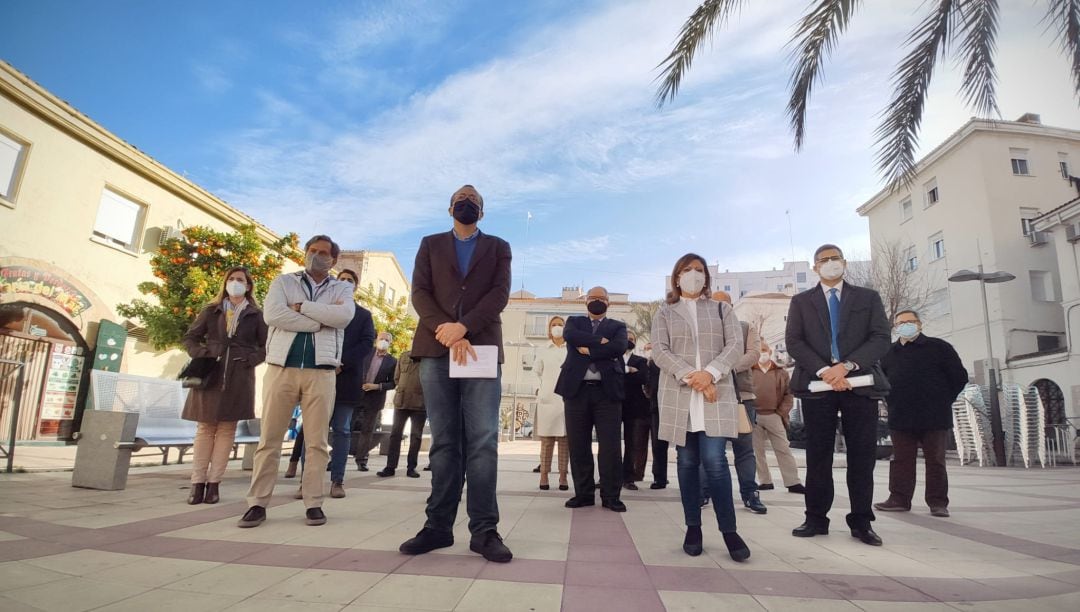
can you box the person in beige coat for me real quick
[652,253,749,562]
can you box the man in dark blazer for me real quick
[645,346,669,489]
[556,286,629,512]
[785,244,891,546]
[399,184,513,564]
[621,332,651,490]
[353,331,398,471]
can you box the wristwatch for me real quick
[842,361,856,372]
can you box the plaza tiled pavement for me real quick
[2,441,1080,611]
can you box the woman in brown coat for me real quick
[181,267,268,504]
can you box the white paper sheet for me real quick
[448,345,499,379]
[808,374,875,393]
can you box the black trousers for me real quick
[622,414,650,483]
[564,384,623,502]
[802,392,879,530]
[351,403,382,465]
[649,401,669,485]
[386,410,427,471]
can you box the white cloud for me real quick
[192,63,232,94]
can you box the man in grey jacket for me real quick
[239,235,355,528]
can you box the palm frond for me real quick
[1045,0,1080,99]
[955,0,1000,118]
[655,0,748,108]
[875,0,959,190]
[787,0,862,149]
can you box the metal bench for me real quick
[133,416,197,465]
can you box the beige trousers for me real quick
[190,421,238,484]
[752,412,801,487]
[539,436,569,477]
[246,365,335,509]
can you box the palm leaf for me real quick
[655,0,748,107]
[955,0,1000,118]
[875,0,959,189]
[787,0,862,149]
[1045,0,1080,99]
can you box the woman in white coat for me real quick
[652,253,750,562]
[534,316,569,490]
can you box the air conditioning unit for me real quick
[1067,223,1080,244]
[1028,231,1050,247]
[158,225,184,245]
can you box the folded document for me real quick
[808,374,875,393]
[449,345,499,379]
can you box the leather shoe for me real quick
[330,482,346,498]
[376,468,395,478]
[682,525,703,556]
[787,484,806,494]
[723,531,751,562]
[400,527,454,555]
[305,507,327,526]
[792,522,828,537]
[406,469,421,478]
[564,497,595,508]
[602,499,627,512]
[539,483,550,490]
[357,463,369,472]
[237,506,266,528]
[187,483,205,505]
[203,482,220,504]
[873,499,911,512]
[559,483,569,491]
[850,527,883,546]
[744,492,767,514]
[758,483,775,491]
[470,530,513,563]
[650,482,667,490]
[930,507,950,517]
[623,482,639,491]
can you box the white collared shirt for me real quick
[680,296,706,433]
[821,280,845,301]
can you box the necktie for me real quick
[828,288,841,362]
[588,319,600,373]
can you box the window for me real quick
[900,197,913,222]
[1020,207,1040,237]
[723,285,731,292]
[923,179,939,208]
[928,232,945,261]
[776,284,784,291]
[92,187,146,251]
[377,280,386,299]
[796,272,807,283]
[0,129,29,205]
[1060,153,1070,179]
[525,314,549,337]
[904,245,918,272]
[387,287,396,305]
[1029,270,1058,302]
[1037,335,1062,352]
[1010,148,1030,175]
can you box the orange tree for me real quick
[117,224,303,350]
[355,284,417,357]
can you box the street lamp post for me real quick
[948,265,1016,466]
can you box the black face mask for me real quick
[626,341,635,352]
[453,199,481,225]
[587,300,608,316]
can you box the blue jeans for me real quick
[420,356,501,535]
[702,401,758,501]
[329,401,355,483]
[678,432,737,532]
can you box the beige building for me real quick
[0,61,291,440]
[857,113,1080,424]
[337,249,411,313]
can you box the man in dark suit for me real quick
[399,185,513,564]
[622,332,651,490]
[785,244,891,546]
[644,345,669,489]
[556,286,629,512]
[353,331,398,471]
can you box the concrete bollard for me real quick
[72,410,140,490]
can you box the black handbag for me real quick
[178,357,219,389]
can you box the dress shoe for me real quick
[787,484,806,494]
[559,483,569,491]
[873,499,911,512]
[851,527,883,546]
[330,482,346,498]
[407,469,421,478]
[723,532,751,562]
[539,483,550,490]
[624,482,639,491]
[237,505,266,528]
[683,525,703,556]
[744,492,767,514]
[400,527,454,554]
[758,483,775,491]
[602,499,627,512]
[294,486,304,500]
[564,497,595,508]
[187,483,205,505]
[376,468,395,478]
[532,464,541,473]
[650,482,667,490]
[930,507,950,518]
[305,507,327,526]
[470,530,513,563]
[423,465,431,471]
[792,522,829,537]
[358,463,369,472]
[284,461,298,478]
[203,482,220,504]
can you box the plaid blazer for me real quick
[651,297,744,447]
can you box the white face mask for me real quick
[226,280,247,298]
[376,340,390,351]
[759,353,771,365]
[550,325,564,339]
[679,269,706,295]
[818,260,845,281]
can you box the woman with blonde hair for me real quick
[181,267,267,504]
[652,253,750,561]
[534,316,569,490]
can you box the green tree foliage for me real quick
[116,225,303,350]
[355,284,417,357]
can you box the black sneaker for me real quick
[744,492,767,514]
[650,482,667,490]
[400,528,454,555]
[376,468,395,478]
[305,507,327,526]
[787,484,806,494]
[237,506,266,528]
[470,530,513,563]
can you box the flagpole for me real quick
[521,212,531,293]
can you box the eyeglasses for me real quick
[816,256,844,264]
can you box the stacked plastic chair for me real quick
[952,384,995,467]
[1021,386,1048,468]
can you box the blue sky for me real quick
[3,0,1079,301]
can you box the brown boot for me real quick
[330,482,346,498]
[203,482,220,504]
[187,483,205,505]
[284,461,299,478]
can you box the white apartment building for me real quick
[857,114,1080,423]
[713,261,817,298]
[336,249,411,312]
